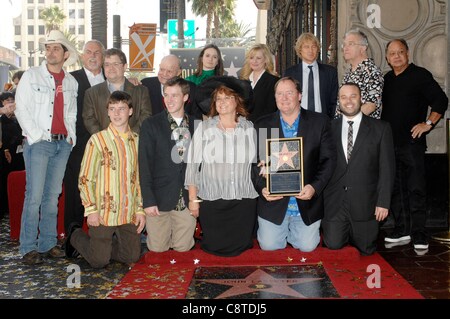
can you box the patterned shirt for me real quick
[79,124,144,226]
[280,114,301,217]
[336,58,384,119]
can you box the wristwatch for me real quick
[425,119,434,127]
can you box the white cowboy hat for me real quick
[43,30,78,67]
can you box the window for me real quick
[38,0,44,3]
[69,0,75,3]
[69,25,75,34]
[28,26,34,35]
[69,9,75,19]
[38,9,43,19]
[78,9,84,19]
[15,42,21,50]
[28,9,34,19]
[54,0,60,2]
[78,25,85,35]
[28,41,35,50]
[15,26,21,35]
[38,25,45,35]
[27,0,33,3]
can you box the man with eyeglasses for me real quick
[381,39,448,251]
[335,29,384,119]
[140,54,197,117]
[253,76,336,253]
[82,48,152,135]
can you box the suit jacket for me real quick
[324,115,395,221]
[70,68,95,155]
[83,78,152,134]
[284,62,338,119]
[248,72,280,122]
[141,76,197,117]
[138,111,195,211]
[253,108,336,226]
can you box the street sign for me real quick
[168,19,196,48]
[129,23,157,71]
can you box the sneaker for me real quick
[22,250,44,265]
[412,232,429,250]
[414,248,429,256]
[385,238,411,249]
[385,230,411,243]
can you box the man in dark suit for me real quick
[141,54,197,117]
[253,76,336,252]
[64,39,105,233]
[138,77,196,252]
[323,83,395,255]
[83,48,151,135]
[283,32,338,119]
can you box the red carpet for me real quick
[107,245,423,299]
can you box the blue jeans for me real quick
[257,214,321,252]
[19,139,72,256]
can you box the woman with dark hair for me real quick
[185,80,258,257]
[186,44,224,85]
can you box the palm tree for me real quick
[91,0,107,48]
[177,0,186,48]
[40,6,66,33]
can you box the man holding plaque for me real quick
[323,83,395,255]
[253,77,336,252]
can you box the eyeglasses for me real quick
[108,106,129,113]
[215,96,235,102]
[340,42,365,49]
[104,62,124,68]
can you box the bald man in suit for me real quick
[323,83,395,255]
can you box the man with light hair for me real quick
[336,29,384,119]
[63,39,106,235]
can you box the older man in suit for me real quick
[323,83,395,255]
[141,54,197,117]
[139,77,196,252]
[253,76,336,252]
[83,48,151,135]
[64,40,105,234]
[283,33,338,119]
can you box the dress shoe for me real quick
[42,246,65,258]
[22,250,44,265]
[65,223,81,259]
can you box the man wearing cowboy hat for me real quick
[15,29,79,265]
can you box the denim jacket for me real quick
[15,61,78,146]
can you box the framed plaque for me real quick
[266,137,304,196]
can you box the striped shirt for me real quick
[79,124,144,226]
[185,116,258,201]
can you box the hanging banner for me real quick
[129,23,157,71]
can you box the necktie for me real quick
[347,121,354,161]
[307,65,315,111]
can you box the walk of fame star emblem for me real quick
[186,265,339,299]
[271,143,298,170]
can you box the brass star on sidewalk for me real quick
[198,269,323,299]
[272,143,298,170]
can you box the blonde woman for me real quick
[239,43,279,122]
